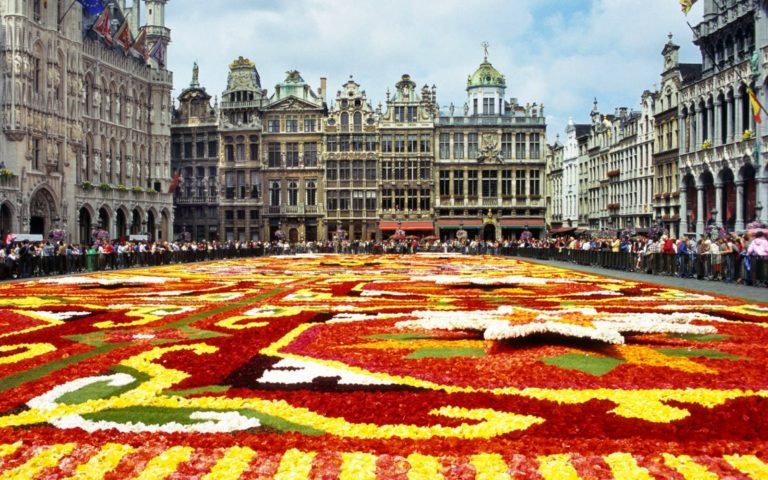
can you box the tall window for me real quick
[468,133,478,159]
[440,171,450,196]
[467,170,478,197]
[236,136,245,162]
[339,161,350,180]
[225,172,235,199]
[249,136,259,161]
[250,171,260,198]
[365,191,377,210]
[238,171,246,199]
[381,189,392,210]
[365,160,377,180]
[196,141,205,158]
[365,135,378,151]
[326,161,338,181]
[351,135,364,151]
[419,189,430,211]
[394,160,405,180]
[453,133,464,159]
[267,143,281,167]
[515,170,526,196]
[326,136,337,152]
[408,159,418,180]
[33,138,41,170]
[515,133,526,159]
[304,142,317,167]
[420,134,431,153]
[439,133,450,159]
[353,160,364,180]
[501,170,513,196]
[353,112,363,132]
[381,160,392,180]
[352,190,364,210]
[285,117,298,132]
[501,133,512,159]
[285,143,299,167]
[394,107,405,122]
[407,189,418,211]
[482,170,497,198]
[327,190,338,210]
[530,133,541,159]
[395,135,405,153]
[420,160,431,180]
[304,117,316,132]
[407,135,418,153]
[269,181,281,206]
[225,137,234,162]
[288,180,299,206]
[483,98,495,115]
[306,180,317,205]
[267,119,279,132]
[339,190,350,210]
[453,170,465,196]
[407,106,418,121]
[381,135,393,153]
[394,189,405,210]
[529,170,541,196]
[339,135,349,152]
[340,112,349,132]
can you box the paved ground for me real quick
[519,257,768,304]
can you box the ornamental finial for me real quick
[481,41,490,62]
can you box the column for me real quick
[696,184,705,238]
[714,100,722,146]
[735,180,745,231]
[759,177,768,222]
[726,95,734,143]
[734,92,744,138]
[714,181,723,226]
[679,186,688,235]
[696,103,704,148]
[678,113,687,153]
[708,102,715,144]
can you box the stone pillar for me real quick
[714,181,723,226]
[679,113,687,153]
[696,104,704,148]
[735,180,745,232]
[714,100,722,146]
[735,92,744,138]
[759,177,768,222]
[726,96,734,143]
[708,103,715,144]
[680,185,688,235]
[696,184,705,238]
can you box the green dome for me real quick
[467,61,506,88]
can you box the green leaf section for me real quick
[667,334,731,342]
[406,348,486,359]
[655,348,748,361]
[55,366,149,405]
[540,353,625,376]
[82,407,325,435]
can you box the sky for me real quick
[163,0,705,139]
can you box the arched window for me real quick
[306,180,317,206]
[340,112,349,132]
[353,112,362,132]
[288,180,299,206]
[269,181,281,206]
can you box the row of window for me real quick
[266,117,319,133]
[380,189,432,212]
[439,133,541,160]
[439,170,541,197]
[380,160,431,181]
[268,179,318,207]
[326,190,378,211]
[174,140,219,160]
[326,160,378,181]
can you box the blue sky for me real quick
[165,0,704,137]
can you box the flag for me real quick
[747,85,764,124]
[114,21,134,54]
[130,27,149,61]
[168,170,181,194]
[149,39,166,68]
[76,0,104,16]
[680,0,697,14]
[92,9,112,46]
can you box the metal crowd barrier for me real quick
[503,246,768,287]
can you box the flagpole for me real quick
[58,0,78,24]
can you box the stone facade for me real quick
[678,0,768,237]
[434,55,547,240]
[0,0,174,244]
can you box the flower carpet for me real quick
[0,254,767,479]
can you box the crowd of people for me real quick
[1,229,767,287]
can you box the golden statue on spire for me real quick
[481,41,489,62]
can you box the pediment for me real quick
[268,96,321,112]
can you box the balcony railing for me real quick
[0,174,20,190]
[266,205,325,216]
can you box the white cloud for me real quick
[166,0,704,137]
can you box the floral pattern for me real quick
[0,254,767,478]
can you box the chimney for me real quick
[319,77,327,100]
